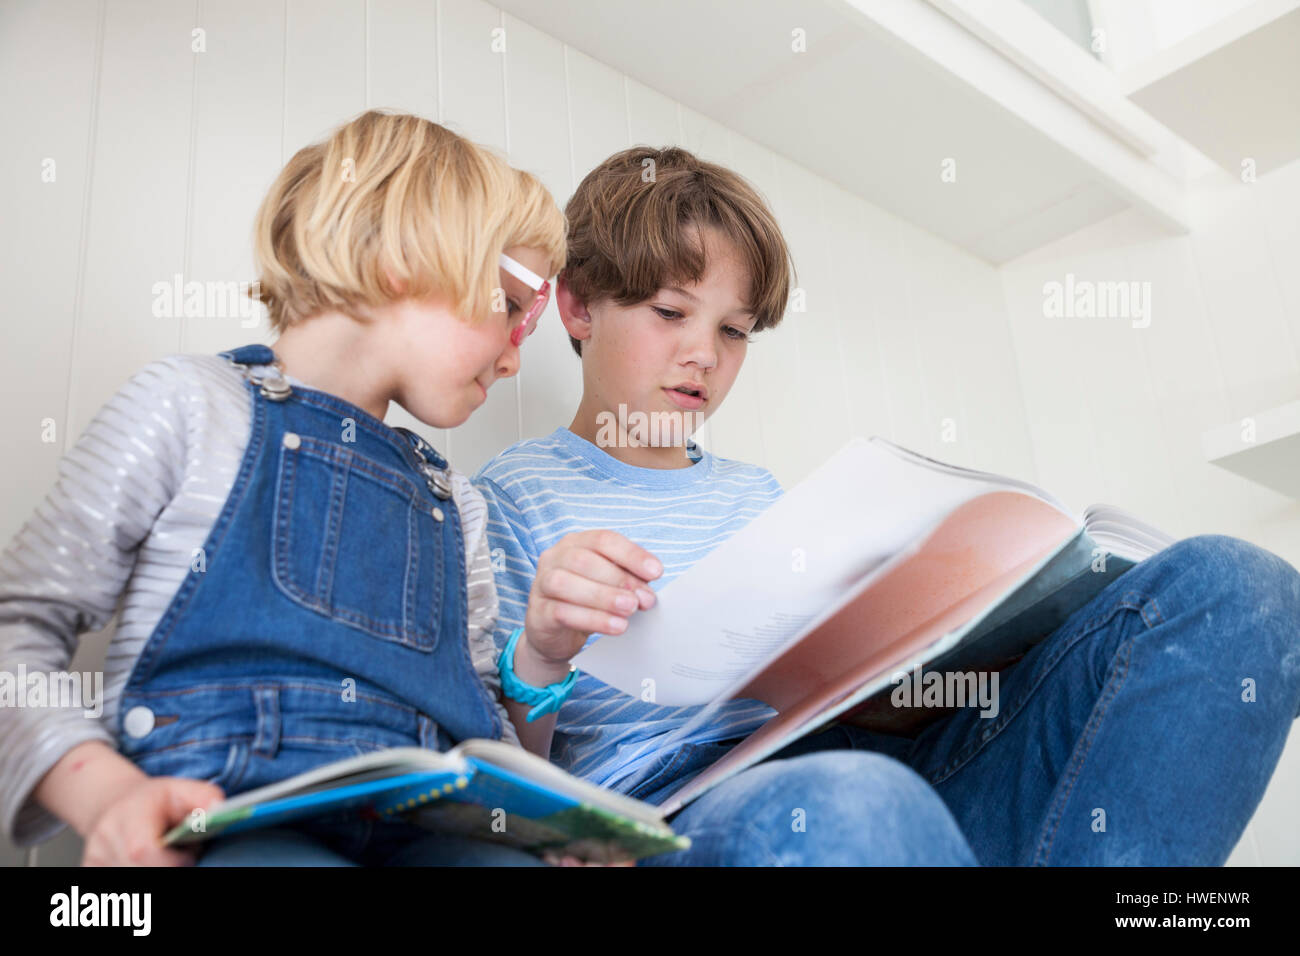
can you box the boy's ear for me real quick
[555,275,593,344]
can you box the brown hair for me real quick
[250,109,566,333]
[561,146,794,357]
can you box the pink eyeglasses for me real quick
[499,253,551,347]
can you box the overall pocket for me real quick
[272,434,444,651]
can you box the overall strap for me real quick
[219,343,292,401]
[219,344,277,367]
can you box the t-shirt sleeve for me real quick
[471,475,541,657]
[452,476,520,748]
[0,357,188,846]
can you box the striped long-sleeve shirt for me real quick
[0,353,517,848]
[473,426,785,795]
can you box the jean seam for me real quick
[404,499,419,644]
[927,592,1156,787]
[1033,627,1136,865]
[315,452,348,606]
[128,679,423,714]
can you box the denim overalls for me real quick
[116,344,504,799]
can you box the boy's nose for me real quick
[681,336,717,370]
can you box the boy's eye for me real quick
[656,306,751,343]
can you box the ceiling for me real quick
[492,0,1178,263]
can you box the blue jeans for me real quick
[637,535,1300,865]
[195,809,545,866]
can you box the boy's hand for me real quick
[81,776,226,867]
[521,530,662,671]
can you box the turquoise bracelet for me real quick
[497,627,578,722]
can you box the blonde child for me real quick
[0,110,568,866]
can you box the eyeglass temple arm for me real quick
[499,253,547,291]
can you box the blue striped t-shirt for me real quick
[473,426,784,795]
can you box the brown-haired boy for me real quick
[477,142,1300,868]
[473,146,978,865]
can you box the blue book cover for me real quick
[162,743,690,863]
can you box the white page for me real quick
[572,437,1020,706]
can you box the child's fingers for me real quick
[574,530,663,586]
[165,779,226,827]
[536,594,632,636]
[537,566,649,620]
[542,537,656,604]
[554,541,653,595]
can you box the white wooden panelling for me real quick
[282,0,366,161]
[1188,176,1300,421]
[180,0,284,359]
[777,158,849,472]
[64,0,197,444]
[1250,160,1300,365]
[821,189,897,454]
[367,0,439,118]
[745,152,812,490]
[872,229,933,468]
[0,0,101,544]
[625,77,679,149]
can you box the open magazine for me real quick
[162,739,689,863]
[571,436,1175,816]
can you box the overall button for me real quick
[282,431,301,450]
[123,706,155,738]
[425,470,453,499]
[431,506,444,522]
[259,370,292,401]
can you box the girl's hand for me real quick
[520,530,662,671]
[81,776,226,867]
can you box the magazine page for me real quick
[572,437,1066,707]
[655,494,1077,814]
[731,491,1078,711]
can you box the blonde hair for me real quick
[250,109,566,333]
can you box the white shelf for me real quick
[1122,1,1300,176]
[1203,400,1300,498]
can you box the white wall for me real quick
[0,0,1291,865]
[1000,158,1300,865]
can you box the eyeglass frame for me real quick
[499,253,551,347]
